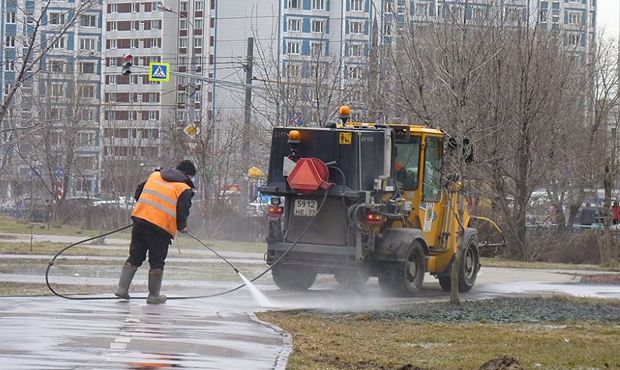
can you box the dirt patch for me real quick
[0,234,20,240]
[479,356,523,370]
[581,274,620,284]
[396,365,430,370]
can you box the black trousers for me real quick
[126,220,172,270]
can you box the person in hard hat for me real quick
[115,160,196,304]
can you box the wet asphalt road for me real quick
[2,268,619,369]
[0,290,289,370]
[1,232,619,369]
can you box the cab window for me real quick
[395,137,421,190]
[423,136,442,202]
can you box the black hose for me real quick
[185,232,239,274]
[45,189,331,301]
[45,224,133,300]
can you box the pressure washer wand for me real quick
[186,232,240,274]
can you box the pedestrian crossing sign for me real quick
[148,62,170,82]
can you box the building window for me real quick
[49,12,65,24]
[152,19,162,29]
[286,63,300,78]
[383,23,392,36]
[148,111,159,120]
[195,1,203,11]
[569,12,581,25]
[311,19,326,33]
[80,14,97,27]
[79,85,96,98]
[350,20,363,34]
[109,75,117,85]
[348,42,363,56]
[350,0,363,11]
[49,60,65,73]
[51,37,66,49]
[288,0,300,9]
[108,21,117,30]
[132,2,140,12]
[504,7,521,22]
[180,2,188,11]
[4,83,12,95]
[180,19,188,30]
[82,108,96,122]
[311,42,324,56]
[288,18,300,32]
[309,63,325,78]
[348,65,363,79]
[80,62,95,74]
[384,1,393,13]
[473,7,485,21]
[180,38,188,47]
[450,5,464,20]
[5,36,15,47]
[287,41,300,54]
[80,38,96,50]
[194,37,202,47]
[50,83,65,97]
[568,33,580,46]
[416,3,428,17]
[6,12,16,23]
[4,60,15,71]
[194,19,203,29]
[152,38,161,48]
[312,0,325,10]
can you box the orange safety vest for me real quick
[132,171,191,237]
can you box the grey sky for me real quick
[598,0,619,39]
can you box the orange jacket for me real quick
[132,171,191,237]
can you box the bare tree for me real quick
[0,0,96,128]
[590,36,620,263]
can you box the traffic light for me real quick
[122,53,133,76]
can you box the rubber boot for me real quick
[146,269,167,304]
[115,262,137,300]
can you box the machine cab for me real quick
[391,125,445,246]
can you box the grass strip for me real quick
[481,257,620,272]
[258,304,620,370]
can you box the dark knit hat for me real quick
[176,160,196,177]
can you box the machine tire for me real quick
[335,269,369,289]
[378,241,426,297]
[437,238,480,293]
[271,265,317,291]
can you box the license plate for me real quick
[293,199,318,217]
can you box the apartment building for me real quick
[0,0,104,198]
[211,0,596,126]
[101,1,176,170]
[101,0,214,180]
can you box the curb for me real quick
[247,312,293,370]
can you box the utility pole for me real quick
[240,37,254,214]
[368,18,379,122]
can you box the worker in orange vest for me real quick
[115,160,196,304]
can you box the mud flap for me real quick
[373,228,428,262]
